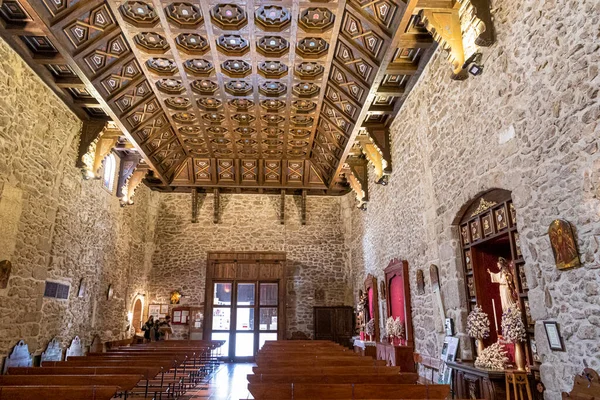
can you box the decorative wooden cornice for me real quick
[470,198,497,217]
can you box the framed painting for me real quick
[548,219,580,270]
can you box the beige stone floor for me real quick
[182,363,254,400]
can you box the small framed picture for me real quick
[160,304,169,314]
[543,321,565,351]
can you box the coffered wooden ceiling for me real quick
[0,0,493,196]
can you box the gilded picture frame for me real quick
[548,219,581,270]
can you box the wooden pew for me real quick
[248,383,451,399]
[247,373,419,384]
[252,365,402,375]
[0,385,118,400]
[8,366,161,379]
[0,374,142,391]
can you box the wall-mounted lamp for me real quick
[463,53,484,76]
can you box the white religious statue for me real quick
[487,257,518,312]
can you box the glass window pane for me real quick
[235,333,254,357]
[259,333,277,350]
[214,283,232,305]
[260,283,278,306]
[237,283,255,305]
[211,332,229,357]
[259,307,278,331]
[212,307,230,330]
[236,308,254,331]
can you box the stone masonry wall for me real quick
[0,38,159,360]
[342,0,600,398]
[149,193,352,339]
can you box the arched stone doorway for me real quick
[132,298,143,334]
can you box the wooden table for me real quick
[353,339,376,359]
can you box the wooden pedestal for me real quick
[448,361,508,400]
[376,342,416,372]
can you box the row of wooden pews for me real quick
[1,339,224,400]
[248,340,451,399]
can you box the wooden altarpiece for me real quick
[451,189,537,400]
[375,259,416,372]
[364,274,380,342]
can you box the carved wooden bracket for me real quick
[418,0,494,80]
[213,188,220,224]
[120,167,147,206]
[361,126,392,185]
[116,154,141,199]
[77,119,106,170]
[346,156,369,210]
[420,5,467,80]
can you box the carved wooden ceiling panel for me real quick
[0,0,493,195]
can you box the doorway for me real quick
[132,298,143,334]
[204,252,286,362]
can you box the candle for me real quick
[492,299,499,332]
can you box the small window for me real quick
[102,153,116,192]
[44,281,70,299]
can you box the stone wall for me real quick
[149,193,352,338]
[342,0,600,398]
[0,38,158,359]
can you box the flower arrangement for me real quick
[474,342,508,370]
[501,307,526,343]
[386,316,405,340]
[366,318,375,338]
[466,305,490,340]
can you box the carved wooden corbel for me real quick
[120,167,147,206]
[116,154,141,199]
[420,5,467,80]
[346,156,369,210]
[77,119,106,170]
[81,123,121,179]
[213,188,220,224]
[417,0,494,79]
[360,126,392,185]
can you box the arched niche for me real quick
[456,189,535,367]
[384,259,413,347]
[129,294,145,334]
[364,274,380,342]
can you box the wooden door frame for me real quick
[364,274,380,342]
[384,259,414,347]
[204,251,287,360]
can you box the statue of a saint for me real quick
[487,257,518,312]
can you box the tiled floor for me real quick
[183,363,254,400]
